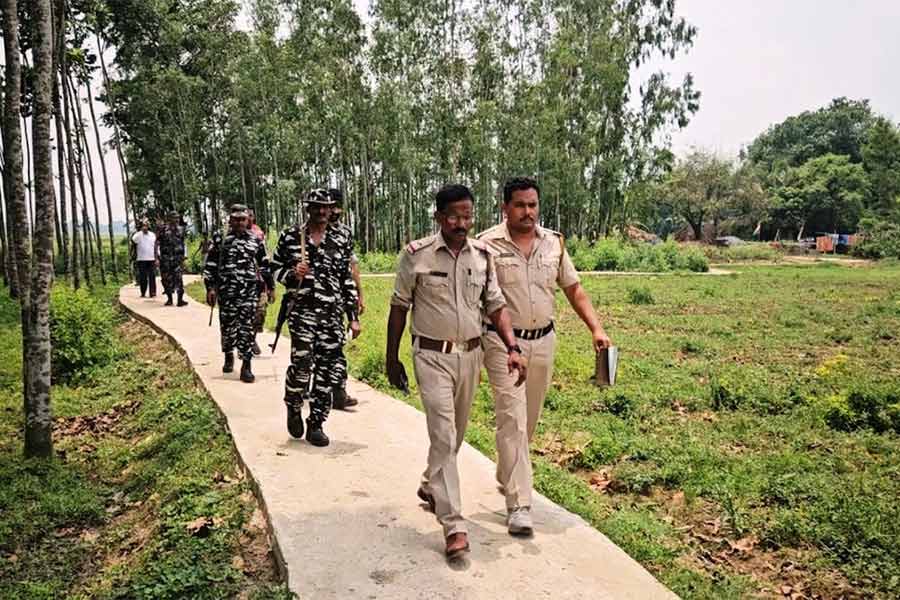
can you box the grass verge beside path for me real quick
[0,282,291,600]
[188,262,900,599]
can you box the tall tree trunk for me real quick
[85,78,116,276]
[51,0,69,274]
[22,113,34,237]
[70,77,105,284]
[60,55,80,289]
[27,0,56,458]
[0,120,19,296]
[2,0,25,300]
[63,72,92,284]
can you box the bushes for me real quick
[823,384,900,434]
[853,218,900,259]
[702,243,783,263]
[50,287,121,383]
[565,237,710,272]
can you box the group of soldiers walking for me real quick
[142,177,612,563]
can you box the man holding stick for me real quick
[271,189,360,447]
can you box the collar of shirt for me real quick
[433,231,472,256]
[498,220,547,243]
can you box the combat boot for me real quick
[176,291,188,307]
[240,359,255,383]
[286,405,304,438]
[164,293,173,306]
[332,387,359,410]
[222,352,235,373]
[306,420,329,447]
[251,339,261,355]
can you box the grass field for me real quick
[188,262,900,599]
[0,283,290,600]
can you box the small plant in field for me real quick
[627,286,655,305]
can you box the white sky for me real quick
[64,0,900,223]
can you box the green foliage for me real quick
[822,385,900,434]
[702,242,783,263]
[853,217,900,259]
[627,286,655,305]
[773,153,869,233]
[50,287,121,383]
[862,117,900,214]
[566,237,709,272]
[356,252,397,274]
[1,284,284,598]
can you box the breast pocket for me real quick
[496,260,522,286]
[539,258,558,288]
[419,274,450,301]
[465,268,486,307]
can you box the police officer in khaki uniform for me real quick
[477,177,612,536]
[386,184,526,560]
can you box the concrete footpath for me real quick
[119,280,676,600]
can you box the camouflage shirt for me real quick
[271,222,358,321]
[157,225,186,265]
[203,229,273,300]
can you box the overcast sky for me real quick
[81,0,900,223]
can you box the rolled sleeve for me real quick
[483,254,507,315]
[390,250,415,309]
[557,247,580,288]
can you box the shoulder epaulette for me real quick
[475,223,504,240]
[469,238,490,254]
[406,237,436,254]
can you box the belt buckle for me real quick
[441,340,450,353]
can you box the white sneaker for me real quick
[507,506,533,537]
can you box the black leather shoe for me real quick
[222,352,235,373]
[306,421,330,447]
[164,294,173,306]
[251,340,261,356]
[240,359,255,383]
[176,293,188,306]
[287,405,304,438]
[332,388,359,410]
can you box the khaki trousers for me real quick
[482,329,556,510]
[413,341,482,537]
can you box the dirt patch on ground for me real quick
[53,399,141,438]
[651,488,860,600]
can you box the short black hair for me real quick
[435,184,474,212]
[328,188,344,207]
[503,177,540,204]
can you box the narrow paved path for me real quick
[119,280,676,600]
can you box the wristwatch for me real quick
[507,344,523,355]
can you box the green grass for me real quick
[0,281,291,600]
[189,263,900,599]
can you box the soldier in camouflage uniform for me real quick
[157,211,189,307]
[204,204,274,383]
[270,189,361,447]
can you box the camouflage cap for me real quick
[304,188,336,206]
[328,188,344,207]
[229,203,249,218]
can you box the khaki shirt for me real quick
[476,223,579,330]
[391,233,506,343]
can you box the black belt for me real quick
[486,322,554,341]
[413,336,481,353]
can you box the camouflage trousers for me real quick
[160,261,184,295]
[284,303,347,426]
[219,295,257,361]
[254,290,269,333]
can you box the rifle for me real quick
[208,293,216,327]
[270,212,308,353]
